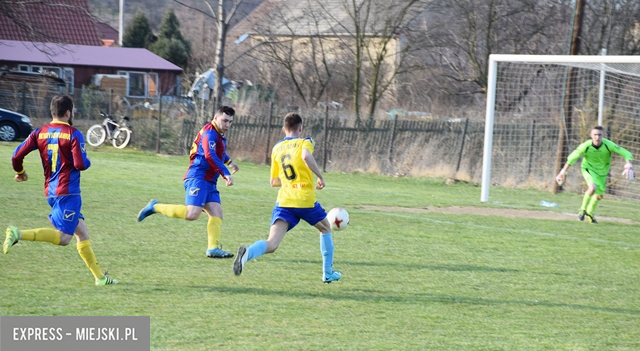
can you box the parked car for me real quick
[0,108,33,141]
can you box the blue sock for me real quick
[247,240,268,261]
[320,233,334,275]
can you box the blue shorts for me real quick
[271,202,327,232]
[184,178,220,207]
[47,195,84,235]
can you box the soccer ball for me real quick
[327,207,349,231]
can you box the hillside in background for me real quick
[89,0,172,30]
[88,0,263,77]
[88,0,263,44]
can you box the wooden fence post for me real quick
[108,89,112,115]
[388,114,399,167]
[455,118,469,172]
[265,102,274,165]
[527,120,536,176]
[323,104,329,172]
[156,96,162,154]
[21,82,26,115]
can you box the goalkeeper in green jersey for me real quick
[556,125,634,224]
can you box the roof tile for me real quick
[0,0,102,46]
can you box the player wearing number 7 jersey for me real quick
[233,112,341,283]
[4,95,117,286]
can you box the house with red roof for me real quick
[0,0,183,98]
[95,22,120,47]
[0,40,182,97]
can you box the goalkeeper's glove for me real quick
[556,170,566,186]
[622,162,635,180]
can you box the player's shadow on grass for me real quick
[268,258,522,273]
[194,285,640,316]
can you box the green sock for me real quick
[586,196,600,216]
[580,192,592,211]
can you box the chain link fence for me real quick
[1,82,568,190]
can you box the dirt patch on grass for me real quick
[359,205,638,225]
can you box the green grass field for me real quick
[1,142,640,350]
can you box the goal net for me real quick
[481,55,640,203]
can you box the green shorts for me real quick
[582,168,606,195]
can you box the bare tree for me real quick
[173,0,246,106]
[238,0,426,120]
[245,0,344,109]
[360,1,424,121]
[420,0,570,98]
[581,0,640,55]
[317,0,426,123]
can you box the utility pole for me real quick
[553,0,585,194]
[119,0,124,46]
[212,0,227,109]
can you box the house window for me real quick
[63,68,74,94]
[16,65,74,93]
[148,73,158,97]
[129,72,145,97]
[32,66,61,78]
[118,71,159,98]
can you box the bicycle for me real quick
[86,112,132,149]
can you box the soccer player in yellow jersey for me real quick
[556,125,633,223]
[233,113,341,283]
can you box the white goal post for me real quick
[481,54,640,203]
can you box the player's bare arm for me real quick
[302,149,325,190]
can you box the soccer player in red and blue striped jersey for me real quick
[137,106,239,259]
[3,95,117,286]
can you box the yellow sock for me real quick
[154,204,187,219]
[207,216,222,250]
[77,240,104,280]
[20,228,61,245]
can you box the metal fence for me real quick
[2,83,568,190]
